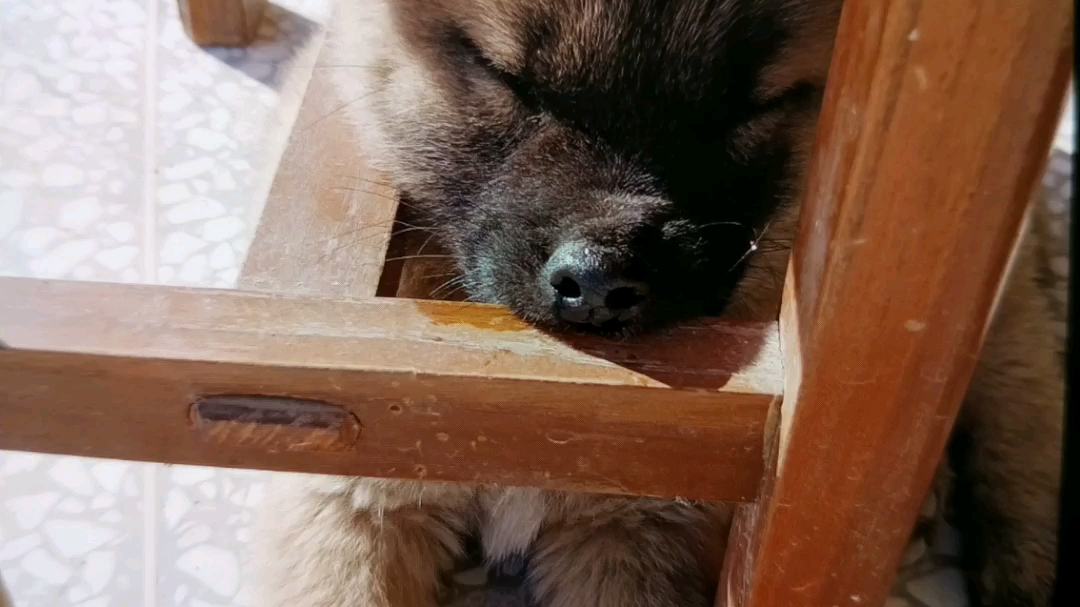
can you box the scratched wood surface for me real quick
[718,0,1073,605]
[178,0,268,46]
[0,277,780,501]
[239,23,400,299]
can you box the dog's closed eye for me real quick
[755,81,821,114]
[446,28,542,108]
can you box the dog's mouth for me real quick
[551,315,641,337]
[539,292,725,338]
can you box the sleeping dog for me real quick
[256,2,1063,605]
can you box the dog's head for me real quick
[339,0,842,331]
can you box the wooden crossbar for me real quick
[0,277,779,502]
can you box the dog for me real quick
[256,1,1063,605]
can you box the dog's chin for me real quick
[462,266,727,337]
[547,313,650,338]
[464,287,646,337]
[542,302,723,338]
[505,296,714,339]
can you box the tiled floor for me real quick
[0,2,1073,606]
[1,1,330,605]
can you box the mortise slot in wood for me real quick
[191,395,362,453]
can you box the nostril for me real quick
[544,241,649,325]
[551,274,582,299]
[604,286,643,310]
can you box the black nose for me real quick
[543,241,648,326]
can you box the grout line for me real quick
[142,1,160,606]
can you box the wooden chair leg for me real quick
[178,0,269,47]
[719,0,1072,605]
[240,27,399,299]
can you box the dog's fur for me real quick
[256,1,1063,606]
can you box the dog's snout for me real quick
[543,241,648,327]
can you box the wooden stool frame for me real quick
[1,0,1072,605]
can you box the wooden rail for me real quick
[0,277,780,502]
[240,28,400,300]
[719,0,1072,605]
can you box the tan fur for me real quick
[257,478,732,607]
[256,1,1062,606]
[256,475,476,607]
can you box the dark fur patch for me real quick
[369,0,841,330]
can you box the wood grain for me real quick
[178,0,268,47]
[0,277,780,501]
[719,0,1073,605]
[239,30,399,299]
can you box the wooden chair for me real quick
[1,0,1071,605]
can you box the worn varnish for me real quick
[0,278,780,394]
[719,0,1072,605]
[239,25,400,300]
[178,0,268,47]
[0,277,779,502]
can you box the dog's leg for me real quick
[256,474,475,607]
[952,232,1063,607]
[526,494,731,607]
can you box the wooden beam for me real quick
[239,27,400,299]
[720,0,1072,605]
[178,0,268,47]
[0,278,781,502]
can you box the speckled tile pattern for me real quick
[0,455,147,607]
[153,0,323,289]
[156,467,268,607]
[0,0,149,283]
[1038,150,1072,345]
[1,1,328,605]
[0,1,1073,604]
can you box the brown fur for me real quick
[256,1,1062,606]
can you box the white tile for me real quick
[0,0,147,283]
[0,453,145,607]
[156,466,270,607]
